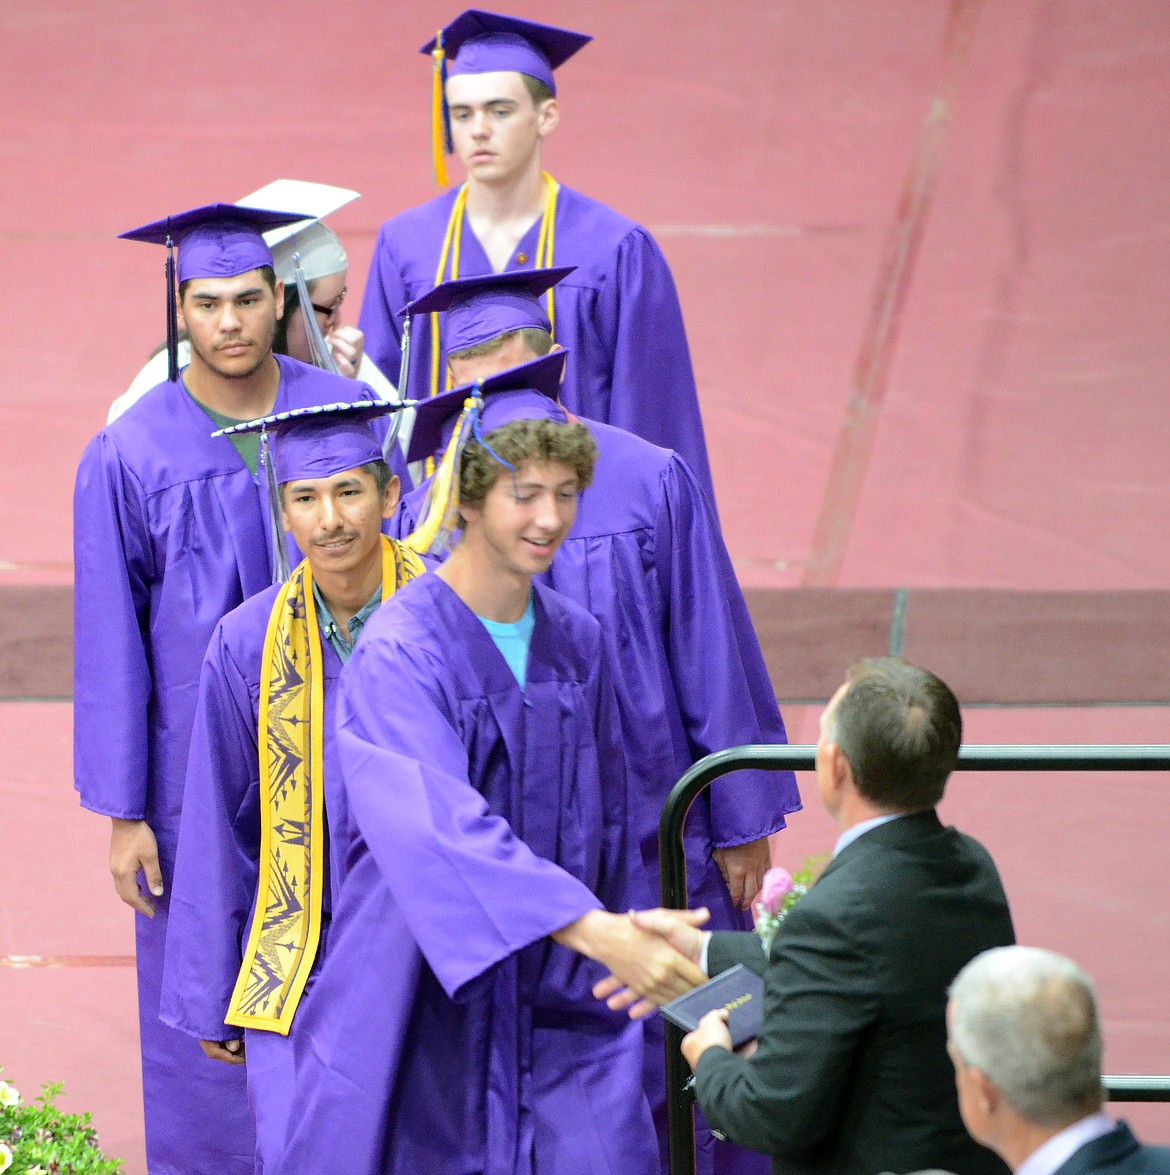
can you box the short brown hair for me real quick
[448,327,553,363]
[521,75,554,106]
[828,657,962,809]
[460,418,596,509]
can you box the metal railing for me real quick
[658,744,1170,1175]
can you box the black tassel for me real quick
[165,235,179,383]
[440,37,453,155]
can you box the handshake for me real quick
[552,905,714,1020]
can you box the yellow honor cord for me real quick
[535,171,561,336]
[418,174,560,475]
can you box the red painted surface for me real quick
[2,2,1167,1171]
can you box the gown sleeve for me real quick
[72,432,154,819]
[357,224,408,379]
[656,454,802,845]
[600,227,718,507]
[160,622,262,1040]
[335,636,602,1001]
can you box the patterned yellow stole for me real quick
[226,536,425,1034]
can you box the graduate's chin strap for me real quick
[165,233,179,384]
[261,431,292,583]
[292,253,340,375]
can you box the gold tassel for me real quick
[431,35,450,188]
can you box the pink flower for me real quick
[756,867,794,917]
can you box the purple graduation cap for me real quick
[213,399,406,580]
[119,202,313,383]
[399,266,574,388]
[419,10,591,184]
[406,349,567,465]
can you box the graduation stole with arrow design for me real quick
[226,535,425,1034]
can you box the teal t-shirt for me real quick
[478,594,536,688]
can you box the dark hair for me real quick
[459,418,596,509]
[272,279,302,356]
[521,75,554,106]
[448,327,553,362]
[178,264,277,304]
[363,459,394,497]
[829,657,962,809]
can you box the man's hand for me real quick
[200,1038,246,1065]
[681,1007,733,1068]
[109,818,163,917]
[713,838,772,910]
[591,906,711,1015]
[627,906,708,963]
[553,908,709,1019]
[328,325,365,379]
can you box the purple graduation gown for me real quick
[158,584,352,1174]
[395,421,801,1175]
[359,183,716,504]
[281,575,659,1175]
[72,357,384,1175]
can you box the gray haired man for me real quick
[947,946,1170,1175]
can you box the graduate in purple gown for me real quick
[281,355,708,1175]
[359,10,717,503]
[73,203,392,1175]
[159,402,425,1173]
[394,269,803,1175]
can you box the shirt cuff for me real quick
[699,930,713,976]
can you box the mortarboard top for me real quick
[407,349,567,465]
[404,265,574,355]
[421,11,591,185]
[214,400,405,486]
[236,179,360,250]
[119,203,313,283]
[420,11,591,94]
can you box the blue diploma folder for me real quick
[659,963,765,1047]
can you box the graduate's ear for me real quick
[175,289,188,334]
[381,475,401,520]
[273,279,285,321]
[536,97,559,139]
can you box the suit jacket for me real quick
[695,810,1015,1175]
[1056,1122,1170,1175]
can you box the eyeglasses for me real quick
[311,288,347,323]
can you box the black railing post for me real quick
[657,744,1170,1175]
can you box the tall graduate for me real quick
[359,9,718,504]
[396,267,801,1175]
[72,202,390,1175]
[281,355,707,1175]
[160,401,425,1173]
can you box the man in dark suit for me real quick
[629,657,1016,1174]
[948,946,1170,1175]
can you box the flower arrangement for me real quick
[0,1072,121,1174]
[752,855,827,954]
